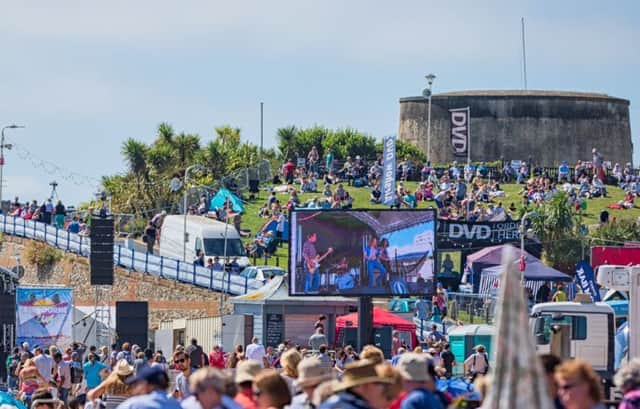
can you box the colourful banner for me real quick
[16,287,73,349]
[381,135,397,206]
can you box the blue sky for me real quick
[1,1,638,205]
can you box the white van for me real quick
[159,215,250,266]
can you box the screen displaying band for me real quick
[289,209,437,296]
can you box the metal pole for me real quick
[467,107,471,165]
[0,125,25,212]
[183,176,188,262]
[260,102,264,159]
[427,92,433,163]
[521,17,528,90]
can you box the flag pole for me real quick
[467,106,471,165]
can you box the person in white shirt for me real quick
[464,345,489,381]
[245,337,266,367]
[33,347,53,382]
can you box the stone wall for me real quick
[0,236,222,329]
[398,90,633,166]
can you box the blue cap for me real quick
[125,366,168,386]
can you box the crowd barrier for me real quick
[0,215,262,296]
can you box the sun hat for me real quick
[115,359,134,377]
[296,357,333,388]
[332,359,392,392]
[235,360,262,384]
[397,353,431,382]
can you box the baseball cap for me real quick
[125,366,169,386]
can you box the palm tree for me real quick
[121,138,148,178]
[174,133,201,168]
[276,126,297,159]
[156,122,175,146]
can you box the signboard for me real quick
[16,287,73,349]
[381,135,397,206]
[449,107,470,158]
[591,246,640,271]
[265,313,284,347]
[296,158,306,167]
[437,220,524,248]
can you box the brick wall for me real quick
[0,236,223,329]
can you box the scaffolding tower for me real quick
[94,285,113,347]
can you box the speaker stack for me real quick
[90,217,114,285]
[0,268,17,382]
[116,301,149,349]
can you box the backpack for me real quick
[472,353,489,375]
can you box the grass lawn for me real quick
[239,182,640,266]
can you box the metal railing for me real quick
[0,215,262,295]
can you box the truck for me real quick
[529,265,640,388]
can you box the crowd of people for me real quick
[7,327,640,409]
[269,147,622,223]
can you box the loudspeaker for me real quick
[91,217,114,285]
[373,326,393,359]
[342,327,358,348]
[116,301,148,349]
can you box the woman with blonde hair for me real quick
[18,358,46,402]
[253,369,291,409]
[360,345,384,364]
[555,358,604,409]
[376,363,403,409]
[279,349,301,396]
[86,359,134,409]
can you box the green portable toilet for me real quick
[447,324,495,376]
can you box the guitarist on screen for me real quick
[302,232,333,293]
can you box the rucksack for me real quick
[472,353,489,375]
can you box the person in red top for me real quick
[392,331,401,357]
[208,345,225,369]
[283,159,296,184]
[234,360,261,409]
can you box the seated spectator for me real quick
[619,191,635,209]
[370,184,382,204]
[558,161,570,182]
[323,184,332,198]
[403,191,417,209]
[335,184,347,201]
[612,163,623,185]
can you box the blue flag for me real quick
[381,135,397,206]
[575,261,601,302]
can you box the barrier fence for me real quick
[0,215,262,296]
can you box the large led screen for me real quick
[289,209,437,296]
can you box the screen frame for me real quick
[287,207,438,297]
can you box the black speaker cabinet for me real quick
[90,217,114,285]
[116,301,148,349]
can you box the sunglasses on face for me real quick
[253,389,262,397]
[176,358,187,363]
[558,381,582,391]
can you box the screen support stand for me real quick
[357,296,373,351]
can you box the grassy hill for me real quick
[239,182,639,266]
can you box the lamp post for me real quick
[183,164,206,261]
[0,124,25,211]
[423,74,436,163]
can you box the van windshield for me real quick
[203,238,247,257]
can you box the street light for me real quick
[423,74,436,163]
[183,164,206,261]
[1,124,25,212]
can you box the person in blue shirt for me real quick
[558,160,570,183]
[118,366,182,409]
[67,216,80,234]
[83,353,107,389]
[396,353,445,409]
[363,238,386,288]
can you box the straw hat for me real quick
[115,359,134,377]
[332,359,392,392]
[397,353,431,382]
[296,358,332,388]
[235,360,261,384]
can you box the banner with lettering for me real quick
[575,261,601,302]
[449,107,470,158]
[381,135,397,206]
[437,219,530,248]
[16,287,73,349]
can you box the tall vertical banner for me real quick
[16,287,73,348]
[381,135,397,206]
[450,107,470,159]
[575,261,601,302]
